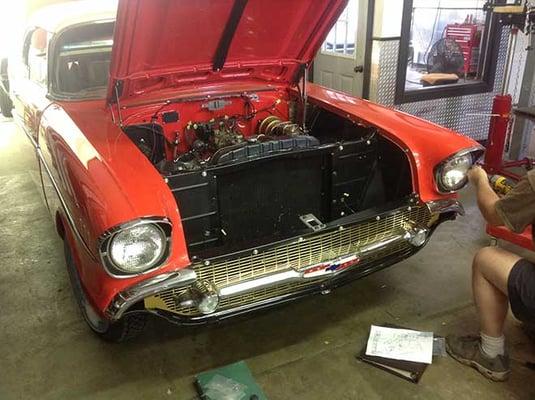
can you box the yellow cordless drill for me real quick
[488,175,515,196]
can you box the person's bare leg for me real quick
[472,246,521,337]
[447,245,519,380]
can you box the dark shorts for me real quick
[508,259,535,323]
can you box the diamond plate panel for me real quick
[507,32,529,104]
[519,120,535,158]
[373,27,514,141]
[375,40,398,107]
[499,32,533,158]
[509,32,533,159]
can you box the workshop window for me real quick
[395,0,502,104]
[321,0,358,56]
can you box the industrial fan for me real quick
[426,38,465,75]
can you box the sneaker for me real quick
[446,334,510,381]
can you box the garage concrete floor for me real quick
[1,117,534,400]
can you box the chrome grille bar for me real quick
[217,229,408,298]
[195,206,430,287]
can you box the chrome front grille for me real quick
[144,206,432,316]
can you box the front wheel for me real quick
[64,240,147,342]
[97,312,148,342]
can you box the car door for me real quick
[11,27,51,146]
[313,0,367,97]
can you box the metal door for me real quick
[313,0,367,97]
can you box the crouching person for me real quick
[446,166,535,381]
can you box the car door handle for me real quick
[354,65,364,73]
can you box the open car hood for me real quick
[108,0,348,102]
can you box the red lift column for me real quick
[483,94,512,174]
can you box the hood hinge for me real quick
[300,63,309,133]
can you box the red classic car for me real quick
[7,0,482,341]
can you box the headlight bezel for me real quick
[98,217,172,278]
[434,147,484,194]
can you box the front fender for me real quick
[39,101,190,314]
[307,83,481,202]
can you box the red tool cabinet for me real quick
[445,23,482,75]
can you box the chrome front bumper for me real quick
[105,199,462,321]
[105,269,197,320]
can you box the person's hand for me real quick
[467,165,488,187]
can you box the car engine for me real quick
[166,115,310,174]
[122,92,314,174]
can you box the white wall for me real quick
[0,0,80,57]
[0,2,26,57]
[373,0,403,38]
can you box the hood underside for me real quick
[109,0,348,101]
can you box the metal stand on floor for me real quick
[481,2,535,250]
[483,95,535,180]
[482,22,535,180]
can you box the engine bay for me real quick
[121,89,413,258]
[122,90,308,175]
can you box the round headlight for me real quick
[108,224,166,273]
[436,154,472,192]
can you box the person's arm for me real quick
[467,166,504,226]
[469,167,535,233]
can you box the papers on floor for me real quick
[365,325,434,364]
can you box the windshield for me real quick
[53,22,114,99]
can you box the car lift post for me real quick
[482,2,535,180]
[484,94,514,175]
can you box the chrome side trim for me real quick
[426,199,465,216]
[15,115,39,149]
[218,231,409,298]
[106,269,197,321]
